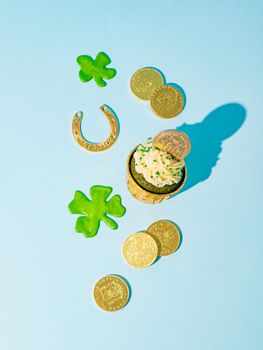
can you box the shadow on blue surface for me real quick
[175,103,246,194]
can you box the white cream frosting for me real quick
[133,138,184,187]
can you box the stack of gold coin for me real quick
[130,67,185,118]
[122,221,181,268]
[93,274,130,312]
[122,232,158,268]
[130,67,164,100]
[150,85,184,118]
[94,221,181,311]
[146,220,181,256]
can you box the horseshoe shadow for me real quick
[103,104,120,136]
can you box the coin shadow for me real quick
[112,274,132,305]
[152,256,162,265]
[170,103,246,196]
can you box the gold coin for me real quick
[130,68,164,100]
[123,232,158,268]
[152,130,191,159]
[146,220,181,256]
[93,275,129,312]
[150,85,184,118]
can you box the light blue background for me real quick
[0,1,262,349]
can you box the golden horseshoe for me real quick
[72,105,119,152]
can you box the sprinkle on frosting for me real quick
[133,138,184,187]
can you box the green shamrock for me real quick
[68,185,126,238]
[76,52,117,87]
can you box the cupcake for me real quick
[126,131,190,204]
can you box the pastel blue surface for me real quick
[0,1,262,349]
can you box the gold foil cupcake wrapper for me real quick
[126,147,187,204]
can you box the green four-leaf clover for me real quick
[76,52,116,87]
[68,185,126,238]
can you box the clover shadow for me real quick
[175,103,246,194]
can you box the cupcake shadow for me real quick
[172,103,246,196]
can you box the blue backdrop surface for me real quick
[0,1,262,349]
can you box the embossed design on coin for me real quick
[72,105,119,152]
[146,220,181,256]
[130,68,164,100]
[123,232,158,268]
[93,275,129,312]
[150,85,184,118]
[152,130,191,159]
